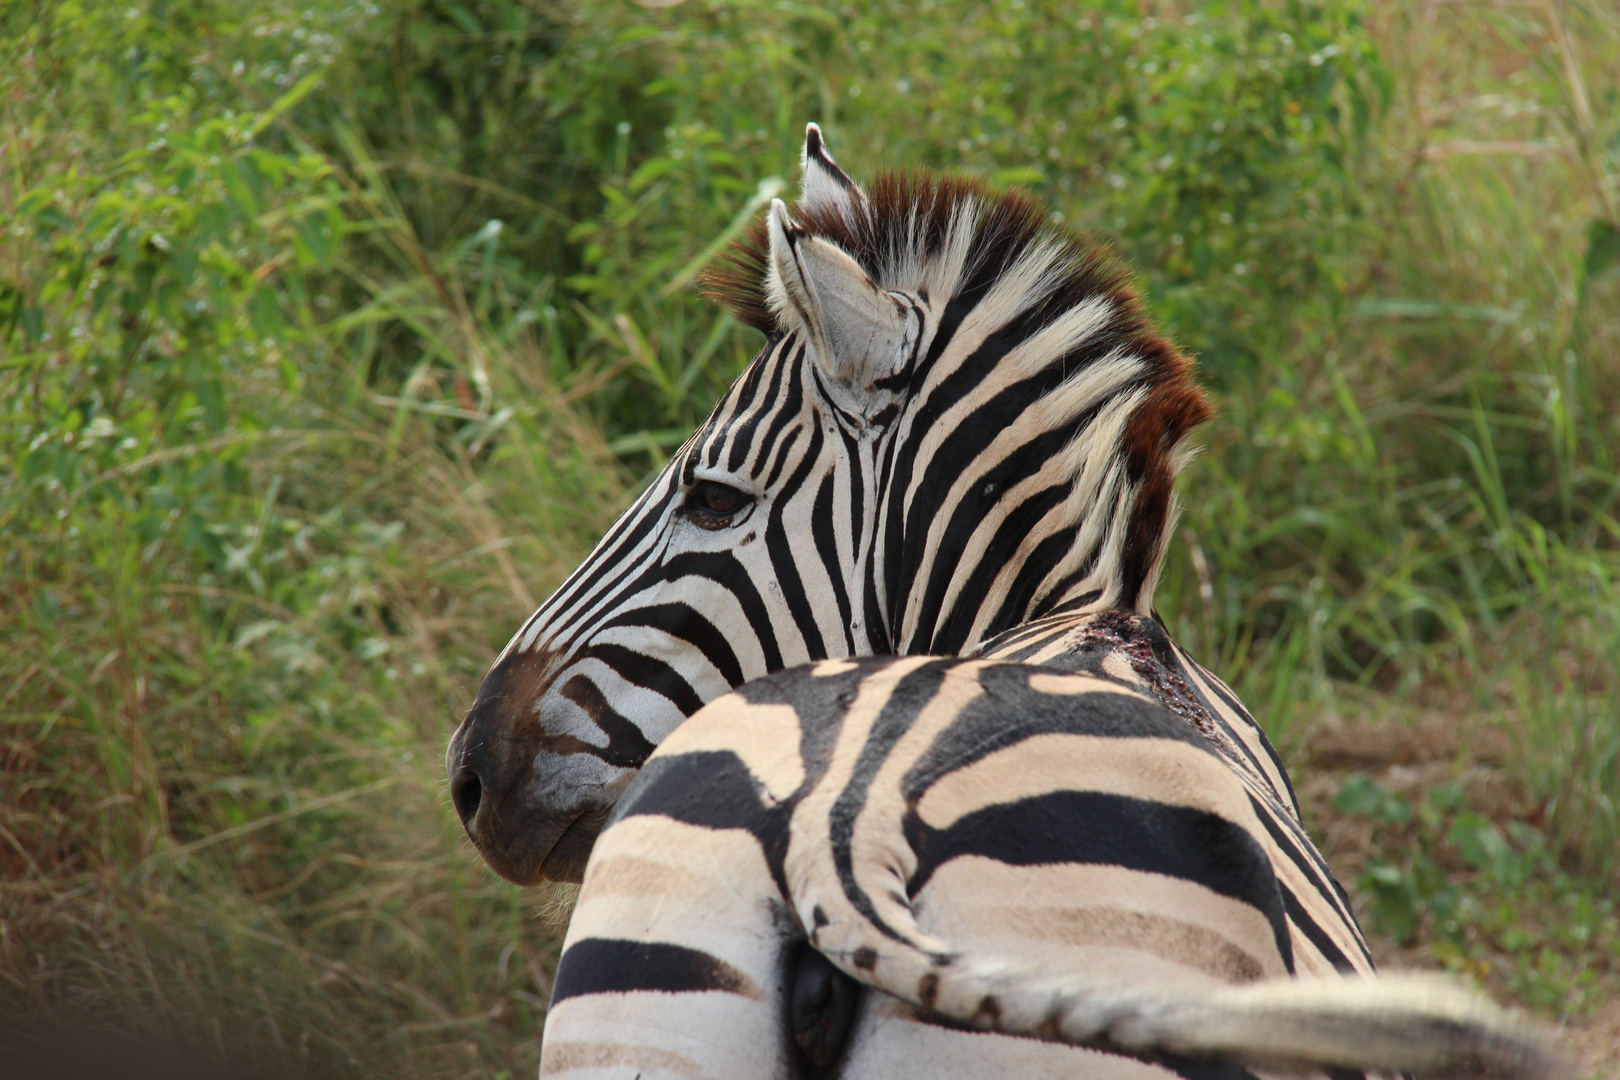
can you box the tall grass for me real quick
[1,0,1616,1072]
[0,234,615,1078]
[1154,2,1620,1031]
[1163,1,1620,843]
[2,10,623,1066]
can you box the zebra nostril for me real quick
[450,766,484,829]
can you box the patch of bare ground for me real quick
[1288,698,1620,1079]
[1564,996,1620,1080]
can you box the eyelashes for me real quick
[683,480,755,530]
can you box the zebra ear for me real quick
[766,199,912,401]
[799,123,866,224]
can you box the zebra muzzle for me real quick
[446,731,621,885]
[447,641,645,884]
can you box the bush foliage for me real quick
[2,0,1616,1074]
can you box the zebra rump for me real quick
[541,652,1563,1079]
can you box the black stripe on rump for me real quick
[1150,1052,1265,1080]
[1281,882,1363,976]
[1192,663,1301,812]
[610,750,781,833]
[1245,793,1372,973]
[606,749,792,898]
[828,659,962,947]
[904,790,1294,974]
[734,658,891,783]
[551,938,759,1005]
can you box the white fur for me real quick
[798,122,867,226]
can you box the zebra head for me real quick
[447,125,1210,884]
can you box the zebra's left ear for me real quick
[798,123,866,225]
[766,199,913,405]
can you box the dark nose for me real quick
[445,645,552,841]
[444,648,615,885]
[449,762,483,828]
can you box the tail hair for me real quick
[818,942,1565,1078]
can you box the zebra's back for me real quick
[543,646,1374,1078]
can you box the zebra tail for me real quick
[1101,972,1568,1079]
[848,950,1566,1079]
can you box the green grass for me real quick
[2,0,1617,1074]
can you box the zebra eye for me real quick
[684,480,753,528]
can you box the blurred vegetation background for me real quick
[1,0,1616,1075]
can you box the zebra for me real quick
[542,649,1558,1078]
[443,126,1560,1076]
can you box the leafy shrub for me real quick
[1335,774,1619,1015]
[276,0,1386,436]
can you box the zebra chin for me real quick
[483,801,613,886]
[447,643,654,884]
[447,703,637,883]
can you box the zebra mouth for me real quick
[539,806,611,884]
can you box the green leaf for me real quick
[20,305,45,343]
[250,286,284,336]
[0,281,22,338]
[989,167,1048,187]
[1449,813,1511,875]
[1332,775,1412,824]
[1584,219,1620,284]
[246,69,329,141]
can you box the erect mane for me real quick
[703,168,1211,619]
